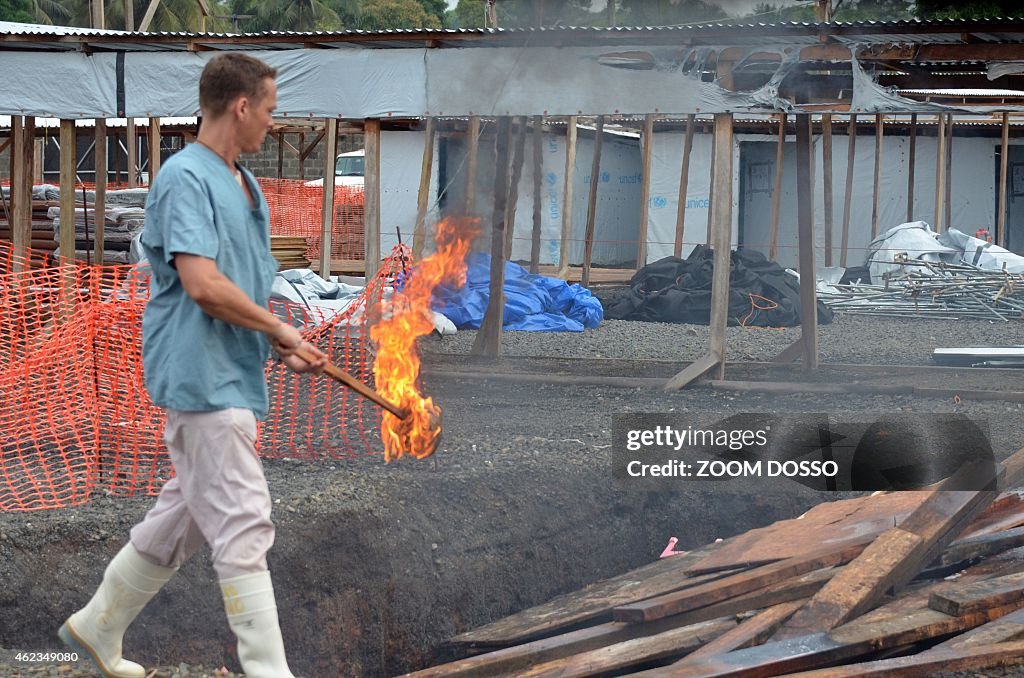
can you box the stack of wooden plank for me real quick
[271,235,311,270]
[407,451,1024,677]
[0,198,57,267]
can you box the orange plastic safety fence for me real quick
[259,178,365,263]
[0,242,407,512]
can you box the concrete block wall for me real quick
[0,146,9,180]
[242,131,362,180]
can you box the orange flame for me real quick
[371,217,480,461]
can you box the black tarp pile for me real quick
[606,246,833,327]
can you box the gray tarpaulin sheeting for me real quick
[7,43,1024,118]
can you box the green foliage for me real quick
[0,0,35,23]
[742,0,915,22]
[616,0,727,25]
[915,0,1024,18]
[14,0,72,24]
[418,0,445,25]
[225,0,346,31]
[447,0,595,29]
[356,0,441,29]
[99,0,229,31]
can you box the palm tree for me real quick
[23,0,74,24]
[226,0,355,32]
[98,0,228,32]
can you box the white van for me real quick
[303,149,364,187]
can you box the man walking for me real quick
[59,53,327,678]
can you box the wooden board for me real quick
[615,538,870,623]
[412,568,836,678]
[634,603,1024,678]
[686,493,930,575]
[930,607,1024,650]
[937,525,1024,569]
[515,617,736,678]
[778,640,1024,678]
[929,570,1024,616]
[682,600,805,662]
[776,466,1002,638]
[774,528,925,639]
[449,544,729,647]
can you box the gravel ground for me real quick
[421,313,1024,366]
[5,310,1024,677]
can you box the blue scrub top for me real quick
[140,143,279,419]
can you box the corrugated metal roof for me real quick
[2,18,1024,50]
[899,88,1024,97]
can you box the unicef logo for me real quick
[650,196,668,209]
[601,171,611,183]
[545,172,557,185]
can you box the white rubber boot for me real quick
[221,570,295,678]
[58,543,177,678]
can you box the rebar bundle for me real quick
[819,260,1024,321]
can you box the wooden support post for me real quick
[706,126,716,245]
[665,114,733,391]
[138,0,162,32]
[704,113,732,373]
[317,118,338,279]
[59,119,77,262]
[298,131,324,164]
[364,118,382,280]
[823,114,834,267]
[472,117,512,358]
[581,115,604,288]
[945,113,954,230]
[94,119,107,265]
[298,131,305,181]
[91,0,105,28]
[870,113,883,240]
[125,0,134,30]
[276,130,284,179]
[637,113,655,268]
[148,117,161,183]
[127,119,137,188]
[674,113,695,258]
[504,117,527,260]
[464,115,480,214]
[935,113,947,232]
[558,115,577,277]
[840,114,857,267]
[113,129,121,183]
[907,113,917,223]
[530,115,543,274]
[999,112,1010,248]
[413,117,435,259]
[11,117,34,269]
[769,113,785,262]
[796,113,819,370]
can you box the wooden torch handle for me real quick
[293,346,410,419]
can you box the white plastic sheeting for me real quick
[644,128,1004,270]
[439,127,641,266]
[865,221,958,281]
[379,130,440,255]
[643,130,729,262]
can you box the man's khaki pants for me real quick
[130,408,276,578]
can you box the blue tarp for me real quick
[432,253,604,332]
